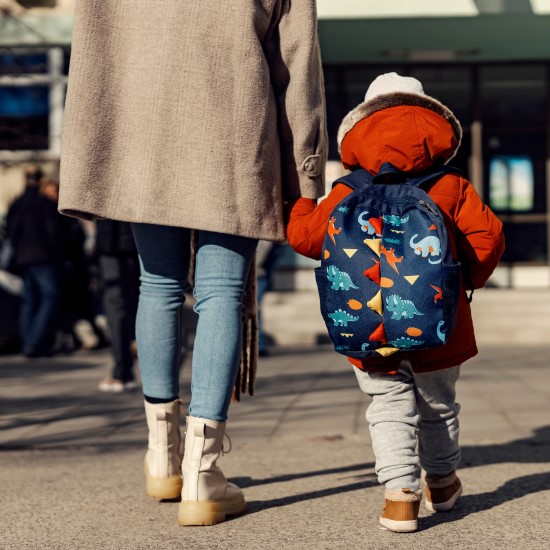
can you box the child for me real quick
[286,73,505,533]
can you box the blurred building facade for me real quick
[2,0,550,286]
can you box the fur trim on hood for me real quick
[337,92,462,163]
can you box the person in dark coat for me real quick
[5,166,64,357]
[95,220,140,392]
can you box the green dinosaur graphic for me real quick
[326,265,359,291]
[328,309,359,326]
[335,345,350,351]
[383,214,409,226]
[385,294,424,320]
[389,337,425,349]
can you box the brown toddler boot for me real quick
[425,471,462,512]
[379,488,422,532]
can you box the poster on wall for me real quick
[489,156,534,212]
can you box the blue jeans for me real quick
[354,361,461,491]
[19,262,61,353]
[131,224,257,421]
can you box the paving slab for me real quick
[0,339,549,549]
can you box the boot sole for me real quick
[146,474,183,500]
[178,494,246,526]
[379,517,418,533]
[425,484,462,512]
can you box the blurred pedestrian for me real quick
[95,220,140,393]
[287,73,505,532]
[255,241,287,356]
[5,166,63,357]
[59,0,326,526]
[39,178,109,353]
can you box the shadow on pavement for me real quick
[232,460,375,489]
[238,426,550,518]
[246,477,379,514]
[420,471,550,531]
[0,352,103,375]
[461,426,550,466]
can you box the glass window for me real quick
[501,222,547,264]
[0,50,48,75]
[0,49,63,151]
[0,86,49,150]
[409,66,472,126]
[483,130,546,214]
[480,65,546,127]
[324,64,404,160]
[489,156,534,212]
[341,65,403,110]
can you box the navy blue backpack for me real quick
[315,163,463,360]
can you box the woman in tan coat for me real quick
[59,0,327,526]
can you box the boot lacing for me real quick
[221,432,232,455]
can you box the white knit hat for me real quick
[364,72,425,102]
[337,72,462,159]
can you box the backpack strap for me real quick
[372,162,463,187]
[333,162,462,191]
[332,168,374,191]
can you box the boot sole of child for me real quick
[425,484,462,512]
[178,495,246,526]
[379,517,418,533]
[145,471,183,500]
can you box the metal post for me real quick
[546,64,550,286]
[48,47,65,157]
[469,67,483,199]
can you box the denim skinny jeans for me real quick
[131,224,257,422]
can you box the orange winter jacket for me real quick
[286,106,505,373]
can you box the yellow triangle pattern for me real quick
[343,248,358,258]
[375,347,399,357]
[364,238,381,256]
[404,275,419,285]
[367,289,383,315]
[340,333,353,338]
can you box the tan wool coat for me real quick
[59,0,327,241]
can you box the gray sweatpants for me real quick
[354,360,461,491]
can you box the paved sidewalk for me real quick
[1,325,549,548]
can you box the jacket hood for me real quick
[338,92,462,174]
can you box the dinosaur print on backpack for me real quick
[314,163,462,360]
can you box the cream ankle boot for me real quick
[178,415,246,526]
[144,399,183,499]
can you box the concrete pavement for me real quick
[1,289,549,549]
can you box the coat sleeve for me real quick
[265,0,327,201]
[454,178,505,289]
[286,184,352,260]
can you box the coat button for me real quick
[304,162,312,171]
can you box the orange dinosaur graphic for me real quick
[430,284,443,303]
[380,245,403,274]
[327,217,341,246]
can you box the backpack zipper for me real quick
[419,199,441,219]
